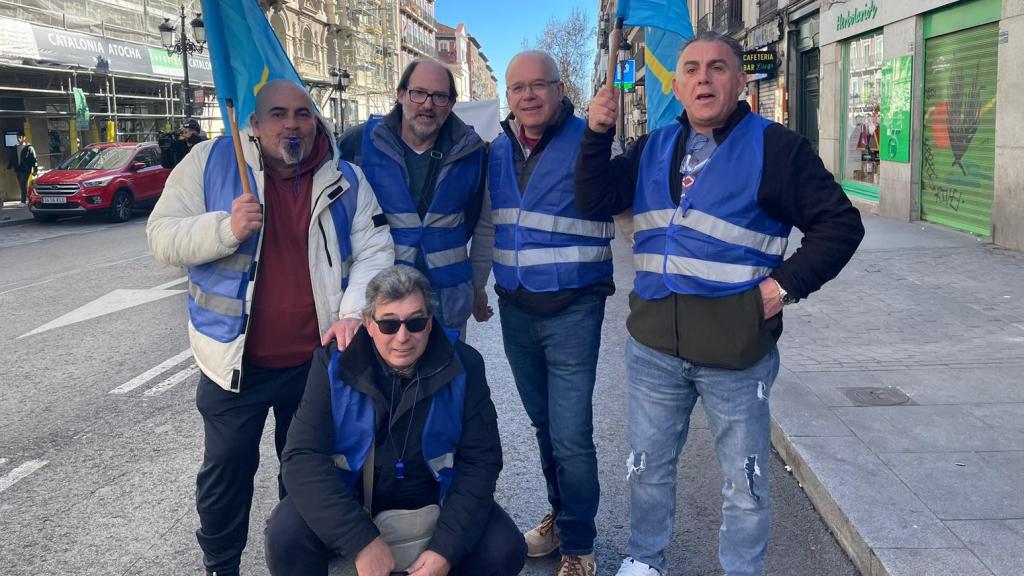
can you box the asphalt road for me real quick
[0,215,858,576]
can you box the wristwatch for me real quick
[776,280,799,306]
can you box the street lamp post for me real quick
[329,67,351,139]
[618,37,632,146]
[159,6,206,119]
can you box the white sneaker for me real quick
[615,557,662,576]
[18,202,27,207]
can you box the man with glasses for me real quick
[340,59,493,339]
[576,32,864,576]
[480,50,615,576]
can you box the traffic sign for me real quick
[614,59,636,92]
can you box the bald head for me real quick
[250,79,318,172]
[506,50,560,85]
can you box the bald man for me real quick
[147,80,394,576]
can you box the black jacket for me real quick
[8,144,37,175]
[494,97,615,314]
[280,323,502,566]
[575,102,864,368]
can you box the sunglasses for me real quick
[372,316,430,335]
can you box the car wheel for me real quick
[109,190,134,223]
[32,213,57,223]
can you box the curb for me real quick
[770,420,888,576]
[0,214,34,228]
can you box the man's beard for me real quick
[279,139,304,166]
[406,111,441,143]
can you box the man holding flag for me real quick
[576,16,864,576]
[147,2,393,574]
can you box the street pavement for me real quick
[0,211,855,576]
[4,206,1020,575]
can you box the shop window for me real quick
[843,31,883,189]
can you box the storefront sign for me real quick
[880,55,912,163]
[743,51,777,79]
[0,15,212,83]
[748,17,782,49]
[822,0,960,45]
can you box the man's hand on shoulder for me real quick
[322,317,362,350]
[407,550,451,576]
[354,537,395,576]
[588,86,619,134]
[230,193,263,241]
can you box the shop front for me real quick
[0,15,216,200]
[787,5,820,153]
[745,16,784,123]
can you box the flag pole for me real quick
[606,16,624,90]
[225,98,254,197]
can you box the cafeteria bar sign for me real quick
[743,50,777,80]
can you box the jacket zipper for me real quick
[318,219,333,267]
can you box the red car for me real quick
[28,142,171,223]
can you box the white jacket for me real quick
[147,122,394,391]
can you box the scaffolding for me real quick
[336,0,399,121]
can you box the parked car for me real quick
[27,142,171,223]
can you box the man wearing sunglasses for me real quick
[265,266,526,576]
[476,50,615,576]
[576,33,863,576]
[339,59,493,340]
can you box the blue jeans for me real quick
[625,337,780,576]
[499,293,606,555]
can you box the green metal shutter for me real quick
[920,23,998,236]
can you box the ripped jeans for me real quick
[624,337,780,576]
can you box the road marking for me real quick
[0,460,47,494]
[144,364,199,396]
[18,277,187,339]
[152,276,187,291]
[0,278,54,297]
[110,349,193,394]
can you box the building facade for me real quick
[435,22,471,100]
[466,35,498,101]
[398,0,436,73]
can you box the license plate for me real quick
[41,196,67,204]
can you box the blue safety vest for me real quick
[632,113,790,300]
[489,116,614,292]
[328,348,466,499]
[360,117,481,288]
[186,137,360,344]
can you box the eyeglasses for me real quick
[372,316,430,335]
[507,80,561,97]
[406,89,452,107]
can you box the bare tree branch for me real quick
[522,7,595,112]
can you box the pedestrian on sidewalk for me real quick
[264,265,526,576]
[577,32,864,576]
[146,79,394,576]
[339,59,494,339]
[483,50,617,576]
[7,131,37,207]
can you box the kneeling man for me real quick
[265,265,525,576]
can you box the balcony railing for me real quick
[712,0,743,34]
[697,13,711,33]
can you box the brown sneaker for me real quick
[557,553,597,576]
[524,513,560,557]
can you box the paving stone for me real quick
[770,376,854,438]
[833,405,1024,453]
[946,519,1024,576]
[875,548,994,576]
[874,369,1024,405]
[788,436,959,549]
[878,452,1024,520]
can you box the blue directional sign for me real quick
[614,59,636,91]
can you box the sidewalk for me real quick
[0,201,33,228]
[771,215,1024,576]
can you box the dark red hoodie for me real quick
[245,127,331,368]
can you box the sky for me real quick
[434,0,596,108]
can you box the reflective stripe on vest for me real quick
[489,116,614,292]
[360,117,481,288]
[632,114,790,299]
[328,347,466,499]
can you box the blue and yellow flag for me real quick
[616,0,694,130]
[200,0,303,130]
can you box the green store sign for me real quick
[880,55,913,163]
[836,1,879,31]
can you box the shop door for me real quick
[799,48,820,152]
[921,23,998,236]
[758,77,778,122]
